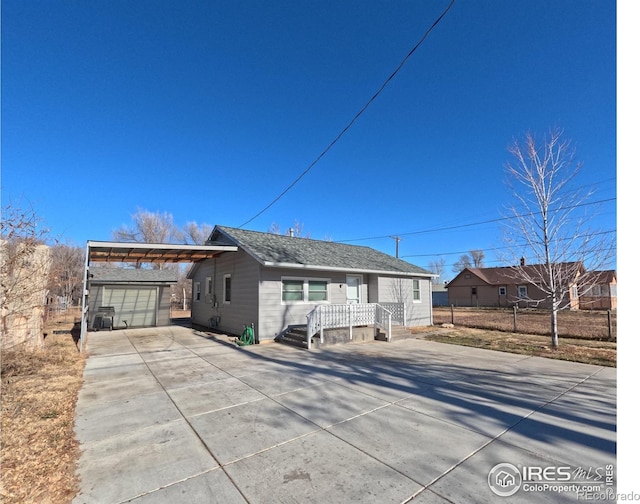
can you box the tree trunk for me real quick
[550,305,559,349]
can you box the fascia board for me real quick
[262,261,436,278]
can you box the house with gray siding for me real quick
[188,226,437,344]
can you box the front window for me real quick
[499,286,507,296]
[518,285,528,298]
[282,278,329,303]
[413,279,421,302]
[194,282,201,302]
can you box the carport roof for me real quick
[87,240,237,264]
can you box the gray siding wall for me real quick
[191,250,260,338]
[87,283,172,328]
[157,286,172,325]
[258,269,369,339]
[376,276,433,327]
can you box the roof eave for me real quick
[262,261,435,277]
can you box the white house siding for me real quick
[191,250,260,338]
[257,268,369,339]
[376,276,433,327]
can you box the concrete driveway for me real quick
[73,326,616,504]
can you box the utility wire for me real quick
[337,197,617,243]
[238,0,457,229]
[401,229,617,259]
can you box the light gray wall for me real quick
[257,268,368,339]
[191,250,260,337]
[376,276,433,327]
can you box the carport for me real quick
[80,241,238,350]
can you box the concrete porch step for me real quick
[375,326,414,342]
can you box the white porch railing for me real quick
[306,303,403,347]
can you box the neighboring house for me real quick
[88,268,178,330]
[188,226,437,342]
[446,262,584,309]
[432,283,449,306]
[579,270,617,310]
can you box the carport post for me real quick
[79,241,91,351]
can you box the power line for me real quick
[402,229,617,259]
[237,0,457,229]
[337,197,617,244]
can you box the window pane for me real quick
[282,280,304,301]
[309,281,328,301]
[283,291,304,301]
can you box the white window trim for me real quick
[205,276,212,296]
[499,286,507,296]
[223,274,231,304]
[412,279,422,303]
[194,282,201,302]
[281,276,331,304]
[518,285,528,298]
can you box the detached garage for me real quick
[88,268,177,330]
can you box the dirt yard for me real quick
[433,306,616,340]
[1,309,86,504]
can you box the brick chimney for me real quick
[520,257,526,266]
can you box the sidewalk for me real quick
[73,325,616,503]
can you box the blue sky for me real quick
[2,0,620,281]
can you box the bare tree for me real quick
[452,255,472,273]
[112,208,183,269]
[48,243,85,307]
[503,128,615,348]
[183,221,213,245]
[1,202,51,349]
[452,250,484,273]
[113,208,182,244]
[470,249,485,267]
[428,257,447,281]
[268,219,311,238]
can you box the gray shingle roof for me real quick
[90,268,178,283]
[211,226,434,277]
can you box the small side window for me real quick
[413,279,421,302]
[499,286,506,296]
[194,282,201,302]
[224,275,231,303]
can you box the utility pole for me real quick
[390,236,402,258]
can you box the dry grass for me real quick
[433,307,616,340]
[1,309,86,504]
[413,325,616,367]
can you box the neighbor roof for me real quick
[449,263,584,286]
[208,226,435,277]
[90,268,178,284]
[580,270,617,284]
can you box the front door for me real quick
[346,275,362,304]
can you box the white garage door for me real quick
[103,287,157,328]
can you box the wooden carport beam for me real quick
[87,241,237,263]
